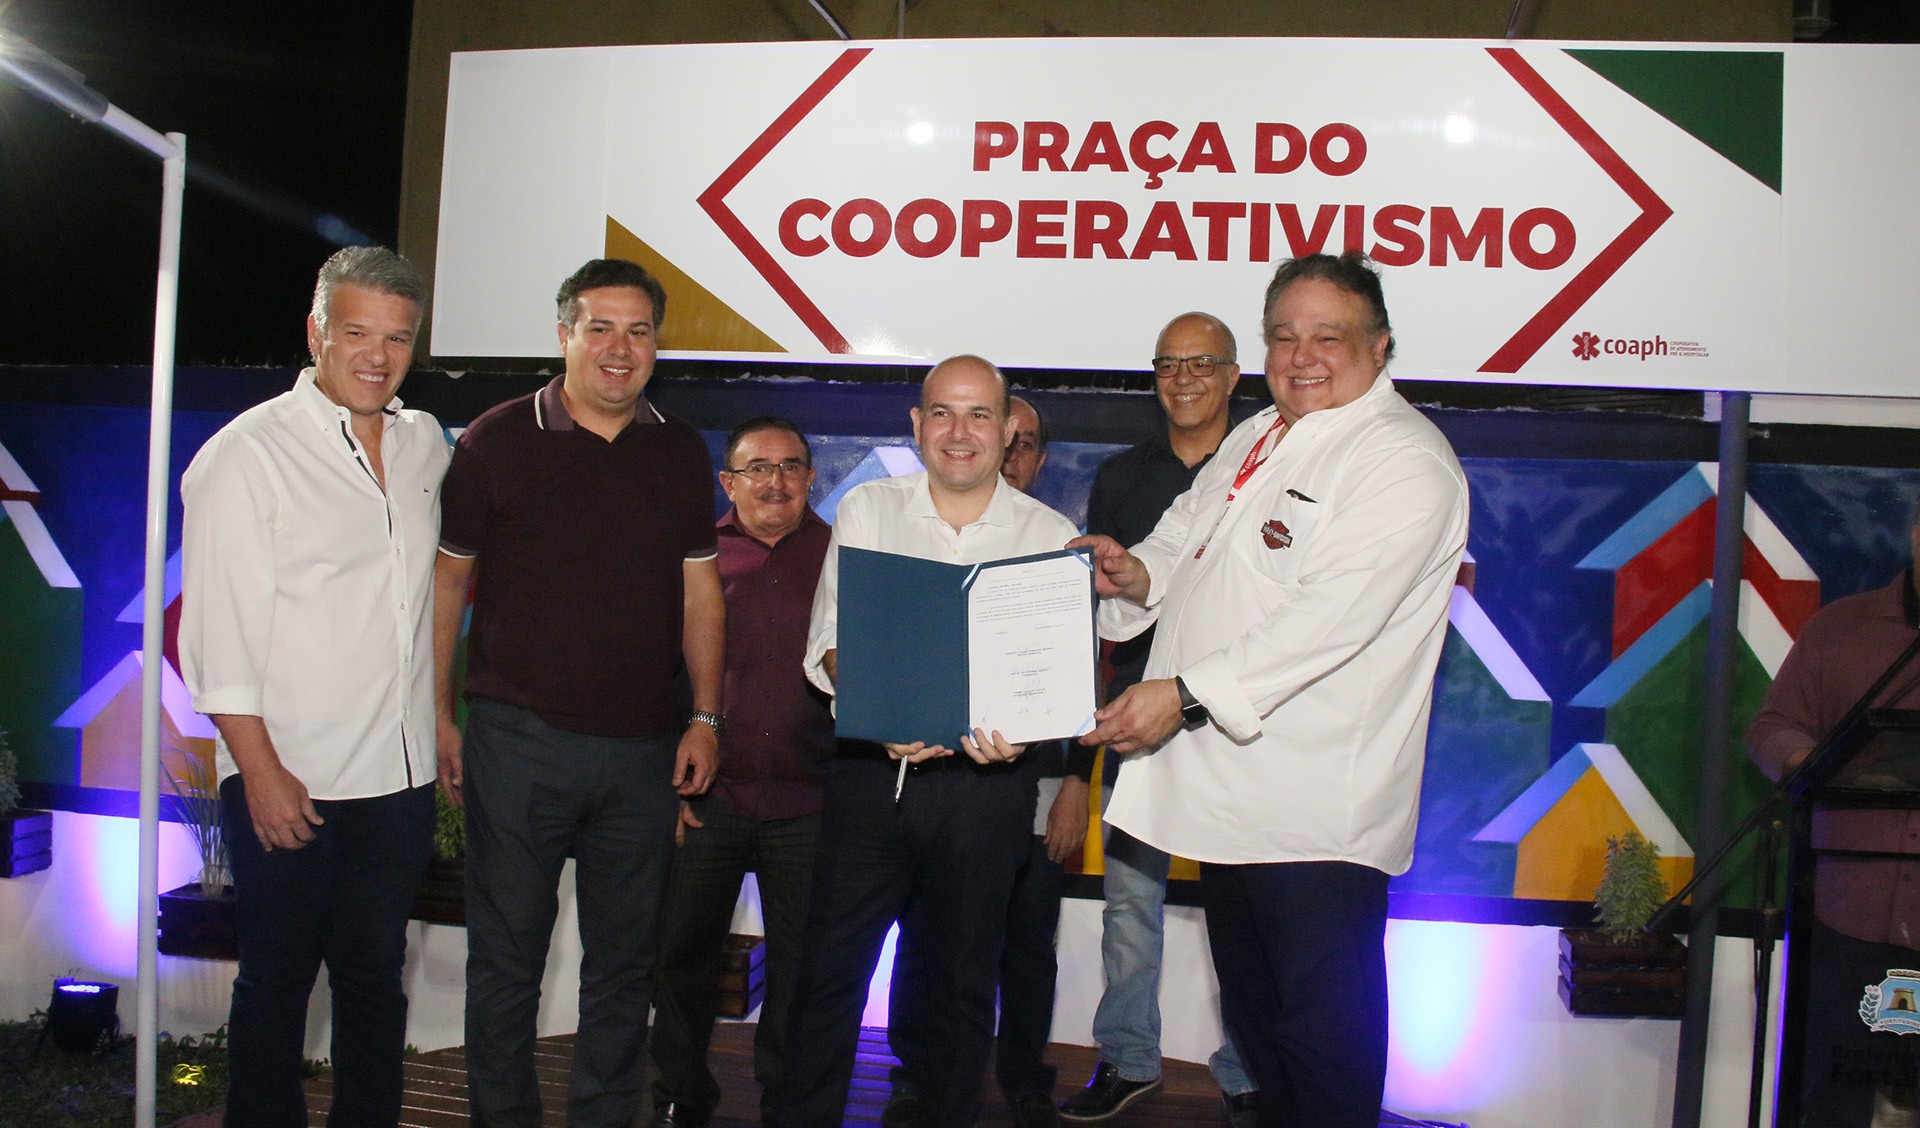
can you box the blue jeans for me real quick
[1096,825,1253,1094]
[221,776,435,1128]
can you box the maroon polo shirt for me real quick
[440,377,717,738]
[713,506,836,820]
[1750,571,1920,945]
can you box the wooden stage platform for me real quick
[173,1023,1239,1128]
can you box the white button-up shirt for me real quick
[804,472,1082,696]
[1102,376,1468,873]
[180,368,449,799]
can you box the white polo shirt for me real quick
[804,472,1081,695]
[1102,376,1469,873]
[180,368,449,799]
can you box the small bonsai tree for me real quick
[1594,829,1668,944]
[0,729,20,816]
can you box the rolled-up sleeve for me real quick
[803,509,851,695]
[179,433,283,717]
[1748,622,1828,780]
[1186,443,1466,743]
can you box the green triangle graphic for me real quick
[1567,49,1783,194]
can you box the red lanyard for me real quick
[1195,415,1287,559]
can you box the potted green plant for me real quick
[410,787,467,926]
[0,729,54,878]
[157,749,238,960]
[1558,829,1687,1017]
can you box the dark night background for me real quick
[0,0,415,366]
[2,1,1915,369]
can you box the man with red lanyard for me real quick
[1071,252,1469,1128]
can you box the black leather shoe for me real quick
[1222,1090,1258,1128]
[650,1101,709,1128]
[1058,1062,1161,1122]
[1011,1091,1062,1128]
[881,1085,925,1128]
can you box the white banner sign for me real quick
[434,38,1920,397]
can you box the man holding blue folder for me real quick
[771,356,1081,1128]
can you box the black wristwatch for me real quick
[1174,676,1210,730]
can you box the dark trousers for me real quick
[1199,860,1390,1128]
[891,832,1066,1101]
[461,698,681,1128]
[220,776,435,1128]
[1798,921,1920,1126]
[770,755,1035,1128]
[650,792,821,1122]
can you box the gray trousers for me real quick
[461,698,681,1128]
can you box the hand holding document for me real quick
[836,547,1098,750]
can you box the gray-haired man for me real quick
[181,246,446,1126]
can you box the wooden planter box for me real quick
[717,933,767,1019]
[158,882,239,960]
[0,809,52,878]
[411,855,466,926]
[1558,928,1686,1018]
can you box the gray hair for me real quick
[311,246,426,336]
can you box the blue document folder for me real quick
[835,546,1097,746]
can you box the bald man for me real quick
[773,358,1081,1128]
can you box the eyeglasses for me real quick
[1151,355,1228,379]
[724,459,811,482]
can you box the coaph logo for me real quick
[1571,331,1600,361]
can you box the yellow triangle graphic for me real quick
[605,217,786,354]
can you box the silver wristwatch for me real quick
[689,709,728,737]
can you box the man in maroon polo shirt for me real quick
[1750,502,1920,1126]
[648,416,836,1128]
[433,258,724,1128]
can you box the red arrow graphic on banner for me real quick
[698,47,873,355]
[1481,47,1673,374]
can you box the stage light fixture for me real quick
[47,977,121,1053]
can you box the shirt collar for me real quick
[717,505,828,542]
[292,366,400,435]
[534,374,663,433]
[1285,372,1396,435]
[904,471,1019,529]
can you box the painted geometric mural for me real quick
[3,385,1918,922]
[1457,463,1825,904]
[0,437,83,789]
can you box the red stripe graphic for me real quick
[1482,47,1673,374]
[697,47,872,355]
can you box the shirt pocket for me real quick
[1236,491,1321,588]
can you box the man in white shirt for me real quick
[180,246,447,1127]
[883,394,1093,1128]
[1073,253,1469,1128]
[771,357,1081,1128]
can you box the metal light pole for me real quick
[0,30,184,1128]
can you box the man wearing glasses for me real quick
[648,417,835,1128]
[1062,313,1255,1126]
